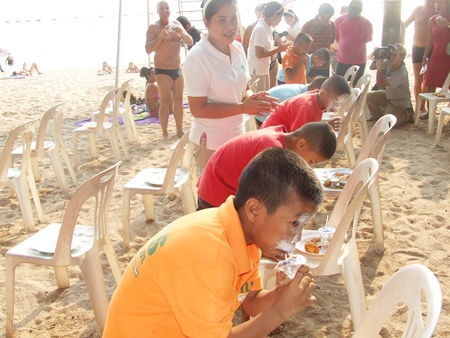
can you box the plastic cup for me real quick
[318,227,336,253]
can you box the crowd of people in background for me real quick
[102,0,450,336]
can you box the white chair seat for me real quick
[123,167,190,192]
[6,168,21,180]
[434,107,450,147]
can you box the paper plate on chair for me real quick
[83,122,97,129]
[295,231,324,256]
[145,172,166,186]
[31,235,83,254]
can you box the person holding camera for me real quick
[366,43,413,127]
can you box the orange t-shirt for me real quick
[282,46,307,84]
[103,196,263,338]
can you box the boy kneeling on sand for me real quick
[104,147,322,337]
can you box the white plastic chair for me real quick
[343,65,360,88]
[122,131,197,248]
[315,114,397,254]
[11,102,77,196]
[433,107,450,147]
[353,264,442,338]
[0,121,45,232]
[5,162,122,337]
[351,74,372,143]
[72,88,129,169]
[414,70,450,134]
[260,158,379,329]
[119,79,139,143]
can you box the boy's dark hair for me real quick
[234,148,323,214]
[309,76,327,90]
[293,122,337,159]
[313,48,331,63]
[294,32,313,46]
[318,2,335,16]
[321,75,351,97]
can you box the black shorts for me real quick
[412,44,425,64]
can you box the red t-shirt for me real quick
[260,90,324,132]
[335,13,373,65]
[198,126,286,206]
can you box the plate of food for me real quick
[323,169,353,189]
[295,231,324,256]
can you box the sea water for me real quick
[0,0,422,71]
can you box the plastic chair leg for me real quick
[342,243,366,330]
[143,194,155,221]
[54,265,70,288]
[428,101,437,134]
[72,133,79,170]
[180,183,197,214]
[58,141,77,186]
[5,257,16,338]
[434,112,446,147]
[368,177,384,254]
[47,150,69,195]
[30,157,41,182]
[87,134,97,159]
[11,176,35,232]
[78,248,109,334]
[101,237,122,284]
[26,168,45,224]
[122,191,131,248]
[116,126,130,160]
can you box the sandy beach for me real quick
[0,59,449,337]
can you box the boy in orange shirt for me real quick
[283,32,330,84]
[104,148,321,337]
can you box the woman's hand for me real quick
[241,92,280,116]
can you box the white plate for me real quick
[145,172,166,186]
[295,231,324,256]
[31,236,83,254]
[83,122,97,129]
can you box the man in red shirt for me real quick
[260,75,351,132]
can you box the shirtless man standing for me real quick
[404,0,436,105]
[145,1,193,139]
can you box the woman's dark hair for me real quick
[140,66,154,78]
[203,0,237,21]
[263,1,284,18]
[234,148,322,214]
[284,9,299,23]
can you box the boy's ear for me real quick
[245,198,263,223]
[296,138,308,150]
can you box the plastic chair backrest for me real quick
[343,65,360,87]
[51,162,121,265]
[315,158,378,275]
[354,73,371,90]
[96,88,121,129]
[353,264,442,338]
[34,102,66,157]
[0,121,36,181]
[437,71,450,95]
[160,131,190,193]
[354,114,397,167]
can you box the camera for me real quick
[374,47,390,59]
[169,25,177,32]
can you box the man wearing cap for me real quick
[366,43,413,127]
[334,0,373,85]
[301,2,336,78]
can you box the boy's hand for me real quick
[299,53,309,65]
[328,117,342,132]
[272,265,317,319]
[278,41,293,53]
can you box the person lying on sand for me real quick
[12,62,42,76]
